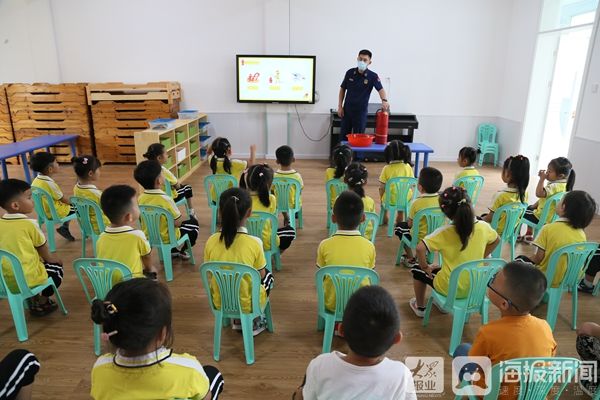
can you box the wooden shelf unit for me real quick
[134,115,209,182]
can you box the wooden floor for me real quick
[0,159,598,399]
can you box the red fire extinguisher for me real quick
[375,109,389,144]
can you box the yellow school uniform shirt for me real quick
[161,165,179,199]
[362,195,376,238]
[251,193,279,251]
[91,347,209,400]
[317,230,376,311]
[73,183,110,235]
[31,174,71,218]
[454,166,480,180]
[138,189,182,243]
[378,161,414,205]
[408,193,441,241]
[209,155,247,181]
[96,226,151,279]
[489,187,528,235]
[423,221,498,298]
[325,167,337,182]
[0,213,47,292]
[204,227,267,313]
[533,218,586,287]
[274,169,303,208]
[534,179,567,222]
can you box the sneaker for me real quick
[401,257,418,269]
[56,226,75,241]
[252,317,266,336]
[334,321,344,338]
[231,319,242,331]
[578,279,594,294]
[523,234,534,244]
[29,298,58,317]
[409,298,426,318]
[178,250,191,261]
[170,249,180,259]
[432,297,449,314]
[189,208,196,217]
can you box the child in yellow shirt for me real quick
[395,167,443,267]
[0,179,63,316]
[344,162,375,238]
[378,140,414,224]
[208,137,256,182]
[143,143,196,216]
[203,188,273,335]
[72,155,110,235]
[326,144,353,182]
[96,185,156,279]
[454,146,480,180]
[134,160,199,259]
[90,278,224,400]
[274,145,303,226]
[30,152,76,241]
[317,191,376,313]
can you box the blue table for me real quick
[0,134,78,183]
[342,141,434,177]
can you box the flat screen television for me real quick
[236,55,316,104]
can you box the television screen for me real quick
[236,55,316,104]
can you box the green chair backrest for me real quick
[545,242,598,291]
[409,207,446,247]
[490,202,527,241]
[272,177,301,213]
[0,249,36,297]
[203,174,238,206]
[444,259,505,312]
[72,258,132,303]
[358,212,380,242]
[538,191,566,225]
[200,262,262,316]
[382,177,418,208]
[70,196,106,236]
[31,186,60,222]
[477,123,497,145]
[325,179,347,207]
[246,211,278,251]
[469,357,579,399]
[139,205,178,246]
[316,266,380,318]
[164,178,175,196]
[453,175,485,205]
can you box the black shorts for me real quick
[411,266,441,287]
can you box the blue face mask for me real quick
[357,60,368,71]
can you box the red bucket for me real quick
[347,133,374,147]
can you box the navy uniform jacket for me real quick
[340,68,383,110]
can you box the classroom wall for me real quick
[569,13,600,205]
[0,0,531,160]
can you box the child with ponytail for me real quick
[410,186,499,317]
[379,140,414,224]
[90,278,224,400]
[208,137,256,182]
[522,156,575,242]
[72,155,110,235]
[203,188,274,335]
[326,144,353,181]
[344,162,375,237]
[143,143,196,216]
[482,155,530,235]
[241,164,295,252]
[455,146,480,179]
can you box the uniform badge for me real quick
[364,79,368,84]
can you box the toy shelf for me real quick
[134,114,208,182]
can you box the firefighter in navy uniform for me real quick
[338,49,390,140]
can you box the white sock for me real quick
[583,279,594,287]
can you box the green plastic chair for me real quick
[246,211,281,272]
[423,258,505,355]
[204,174,238,234]
[453,175,484,206]
[0,249,68,341]
[72,258,132,355]
[70,196,106,257]
[395,207,446,266]
[199,261,274,365]
[455,357,579,400]
[272,177,303,230]
[477,123,499,166]
[379,177,418,237]
[31,186,77,252]
[316,266,380,353]
[164,179,191,217]
[490,202,527,260]
[522,191,566,238]
[139,205,195,282]
[543,242,598,330]
[325,179,347,229]
[358,212,380,243]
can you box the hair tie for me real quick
[232,195,239,202]
[443,193,448,198]
[259,172,264,177]
[101,330,118,341]
[82,157,88,165]
[105,302,118,315]
[458,199,467,205]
